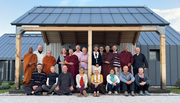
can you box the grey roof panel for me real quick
[79,14,91,23]
[11,6,170,25]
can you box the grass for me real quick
[166,87,180,94]
[0,83,22,93]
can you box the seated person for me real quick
[54,65,74,95]
[42,66,59,95]
[107,68,120,95]
[23,63,46,95]
[120,66,135,96]
[76,67,88,97]
[135,68,151,95]
[91,68,103,97]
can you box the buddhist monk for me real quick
[23,47,37,85]
[120,46,134,74]
[65,49,79,82]
[43,50,56,76]
[102,45,114,85]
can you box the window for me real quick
[149,50,160,61]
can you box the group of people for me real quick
[22,44,151,97]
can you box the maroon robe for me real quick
[120,51,134,73]
[64,55,79,82]
[102,52,114,85]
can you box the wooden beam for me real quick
[88,30,92,86]
[24,27,157,32]
[15,34,22,89]
[59,32,63,45]
[118,32,122,45]
[160,34,166,89]
[133,31,140,45]
[103,32,107,46]
[41,32,49,45]
[74,32,78,45]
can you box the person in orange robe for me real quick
[43,50,56,76]
[23,47,37,85]
[65,49,79,82]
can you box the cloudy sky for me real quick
[0,0,180,36]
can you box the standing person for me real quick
[120,66,135,96]
[133,47,148,76]
[23,63,46,95]
[79,47,88,76]
[92,44,102,74]
[43,50,56,76]
[91,69,103,97]
[73,45,83,61]
[34,45,46,64]
[42,66,59,95]
[120,46,134,74]
[65,49,79,82]
[76,67,88,97]
[23,47,37,85]
[102,45,114,85]
[54,65,74,95]
[107,68,120,95]
[135,68,151,96]
[57,48,67,74]
[112,45,121,76]
[99,46,104,56]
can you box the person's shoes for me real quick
[108,91,112,95]
[131,91,135,96]
[96,93,100,97]
[124,91,128,96]
[51,92,54,95]
[93,93,96,97]
[34,92,41,95]
[83,90,88,97]
[42,92,48,95]
[77,93,81,97]
[114,91,118,95]
[145,91,150,96]
[139,91,143,95]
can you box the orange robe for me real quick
[43,56,56,76]
[23,53,37,85]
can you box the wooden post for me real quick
[160,34,166,89]
[15,34,22,89]
[88,30,92,85]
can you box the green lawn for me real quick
[166,87,180,94]
[0,83,22,93]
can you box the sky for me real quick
[0,0,180,37]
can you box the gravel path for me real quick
[0,93,180,103]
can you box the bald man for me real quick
[79,47,88,76]
[23,47,37,85]
[34,45,46,64]
[133,47,148,76]
[102,45,114,85]
[43,51,56,76]
[120,46,134,74]
[112,45,121,76]
[73,45,83,61]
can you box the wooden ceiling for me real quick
[41,31,140,45]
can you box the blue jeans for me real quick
[108,83,120,91]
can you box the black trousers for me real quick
[133,68,139,76]
[121,82,134,92]
[23,85,43,95]
[138,84,149,91]
[92,84,101,92]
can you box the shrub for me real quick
[8,81,14,85]
[175,79,180,88]
[0,80,3,86]
[20,80,23,85]
[0,85,11,90]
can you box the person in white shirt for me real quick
[107,68,120,95]
[34,45,46,64]
[73,45,83,61]
[76,67,88,97]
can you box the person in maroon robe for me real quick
[120,46,134,74]
[65,49,79,82]
[102,45,115,85]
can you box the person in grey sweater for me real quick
[135,68,151,95]
[119,66,135,96]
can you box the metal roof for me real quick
[11,6,169,26]
[137,25,180,45]
[0,34,44,60]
